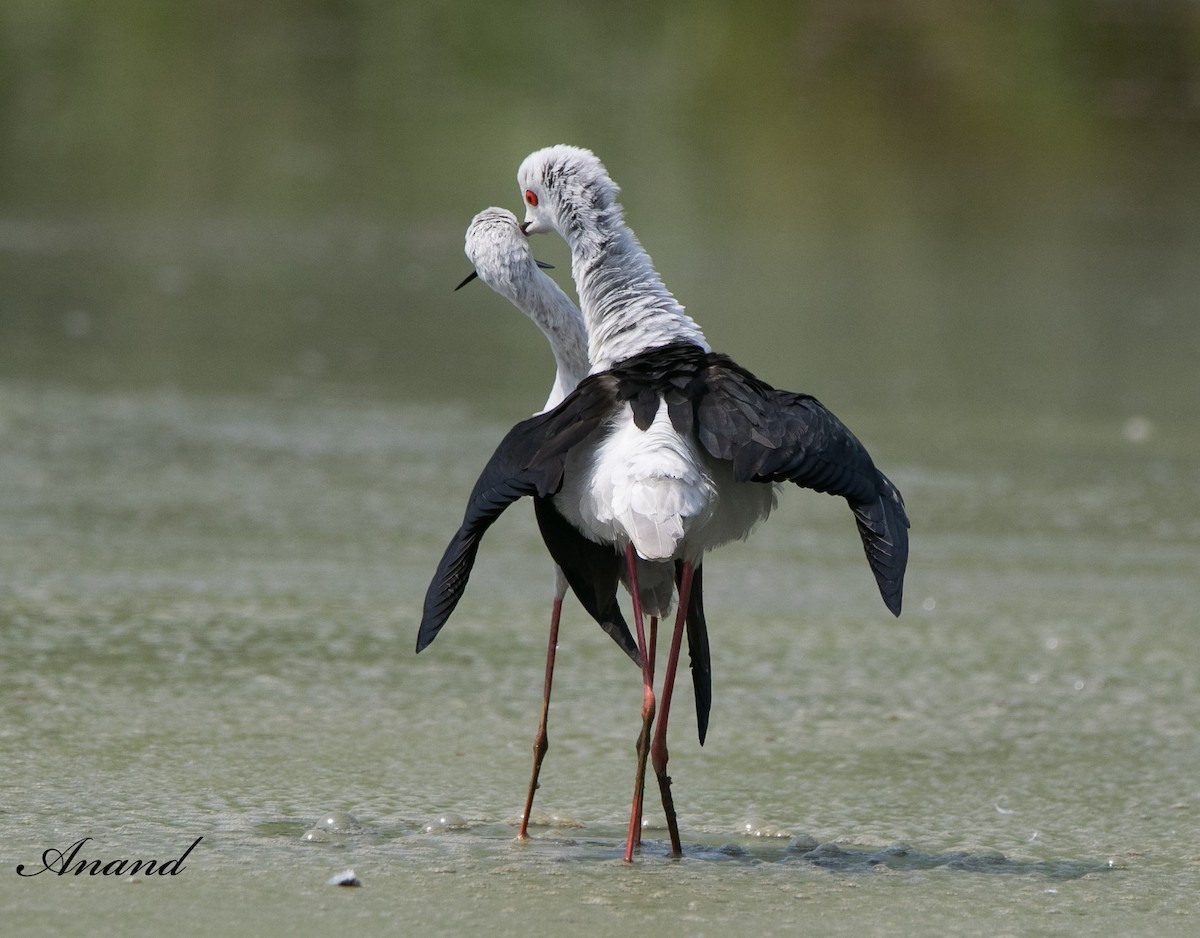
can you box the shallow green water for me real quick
[4,3,1200,935]
[1,384,1198,936]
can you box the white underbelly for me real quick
[554,401,777,566]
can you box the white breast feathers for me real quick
[584,403,716,562]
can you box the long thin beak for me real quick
[519,221,531,235]
[454,270,479,291]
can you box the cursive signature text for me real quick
[16,836,202,877]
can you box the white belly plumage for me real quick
[554,401,778,568]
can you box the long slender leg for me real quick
[519,592,564,840]
[650,559,695,858]
[631,614,657,849]
[623,544,655,863]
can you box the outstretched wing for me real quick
[417,377,618,653]
[695,362,910,616]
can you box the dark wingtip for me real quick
[599,616,642,667]
[884,589,903,618]
[415,612,443,654]
[852,473,910,619]
[534,259,555,270]
[415,620,437,653]
[531,496,642,665]
[416,542,473,656]
[454,270,479,291]
[681,562,711,747]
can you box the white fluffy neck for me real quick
[563,202,708,373]
[511,268,591,411]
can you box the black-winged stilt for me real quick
[421,148,909,861]
[429,208,711,841]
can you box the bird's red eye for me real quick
[524,189,539,207]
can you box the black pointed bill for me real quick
[456,260,551,292]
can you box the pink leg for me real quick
[647,616,658,679]
[519,594,563,840]
[623,544,656,863]
[650,560,695,857]
[631,614,657,849]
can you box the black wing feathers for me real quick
[609,342,909,617]
[534,496,640,665]
[419,339,909,661]
[678,560,712,746]
[416,379,616,653]
[849,471,909,617]
[696,363,909,616]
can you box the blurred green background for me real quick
[3,8,1200,934]
[3,0,1197,429]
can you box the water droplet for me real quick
[62,309,93,339]
[422,812,467,833]
[317,812,362,833]
[156,265,190,296]
[298,350,327,378]
[640,813,666,831]
[741,820,791,838]
[1122,416,1152,443]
